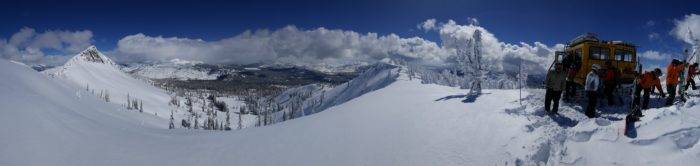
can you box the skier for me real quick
[562,52,581,101]
[686,63,698,90]
[631,68,666,116]
[665,59,685,106]
[544,63,567,114]
[585,64,602,118]
[602,61,620,106]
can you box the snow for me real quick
[272,63,398,119]
[123,62,222,80]
[3,55,700,165]
[43,46,173,119]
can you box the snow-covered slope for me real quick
[273,63,398,119]
[0,59,168,165]
[4,56,700,165]
[44,46,172,118]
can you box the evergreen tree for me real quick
[169,110,175,129]
[225,110,231,130]
[194,113,199,129]
[238,107,244,129]
[127,94,132,110]
[104,90,110,102]
[139,100,143,112]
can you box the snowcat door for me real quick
[548,51,567,71]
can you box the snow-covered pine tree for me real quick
[225,110,231,130]
[194,113,199,129]
[126,94,132,110]
[469,29,484,95]
[238,107,244,129]
[169,110,175,129]
[185,96,193,113]
[103,90,108,102]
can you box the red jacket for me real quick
[689,66,698,80]
[666,63,684,85]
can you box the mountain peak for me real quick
[68,46,116,65]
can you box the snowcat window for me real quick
[615,50,633,62]
[589,46,609,60]
[575,49,582,59]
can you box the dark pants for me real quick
[564,81,577,100]
[586,91,598,118]
[686,79,697,90]
[604,83,616,105]
[632,86,652,115]
[545,89,562,113]
[666,84,677,105]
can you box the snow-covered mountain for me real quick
[43,46,172,118]
[122,59,226,80]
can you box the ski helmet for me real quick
[654,68,663,76]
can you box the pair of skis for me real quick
[679,46,698,103]
[624,59,644,137]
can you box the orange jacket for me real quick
[640,72,663,93]
[666,63,684,85]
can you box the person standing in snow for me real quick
[632,68,666,116]
[545,63,567,114]
[602,61,620,106]
[585,64,602,118]
[686,63,698,90]
[562,53,581,101]
[665,59,684,106]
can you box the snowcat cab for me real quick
[550,33,640,86]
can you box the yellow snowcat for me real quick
[551,33,641,86]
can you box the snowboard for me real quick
[680,62,689,102]
[624,113,638,138]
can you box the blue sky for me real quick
[1,0,698,69]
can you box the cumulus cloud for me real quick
[112,26,450,67]
[672,14,700,45]
[430,19,563,74]
[113,19,562,75]
[418,19,437,31]
[0,27,93,65]
[638,50,670,60]
[0,19,566,75]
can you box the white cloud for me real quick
[112,26,451,68]
[638,50,670,60]
[646,20,656,27]
[648,32,660,40]
[0,27,93,65]
[0,19,566,76]
[418,19,437,31]
[431,19,563,74]
[672,14,700,45]
[115,20,562,75]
